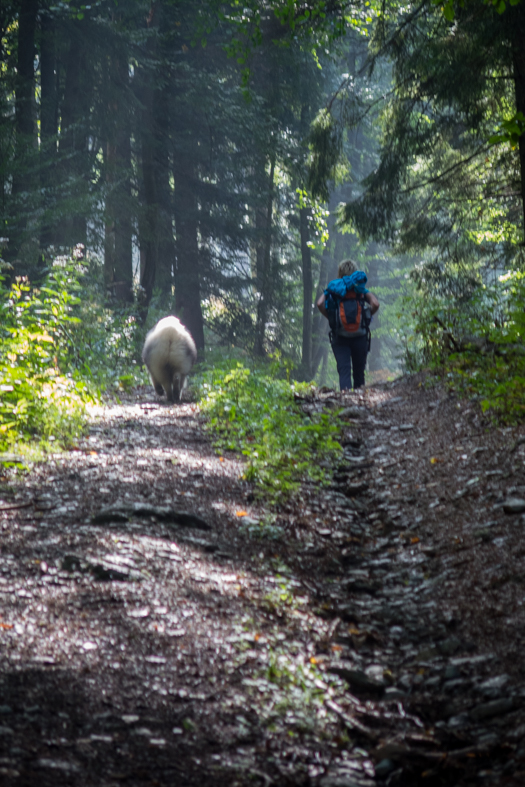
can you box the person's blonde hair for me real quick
[337,258,358,278]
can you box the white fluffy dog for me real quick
[142,316,197,403]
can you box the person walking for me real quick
[316,259,380,391]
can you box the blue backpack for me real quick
[325,271,372,343]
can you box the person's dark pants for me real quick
[331,333,368,390]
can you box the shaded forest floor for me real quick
[1,375,525,787]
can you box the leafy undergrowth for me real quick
[445,347,525,422]
[0,254,144,459]
[198,360,342,501]
[402,270,525,422]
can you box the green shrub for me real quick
[0,269,89,451]
[198,359,342,501]
[0,255,145,453]
[399,268,525,421]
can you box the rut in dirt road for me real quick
[0,378,525,787]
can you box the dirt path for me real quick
[0,377,524,786]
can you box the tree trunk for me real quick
[10,0,38,257]
[136,2,159,305]
[39,10,58,249]
[14,0,37,164]
[366,250,382,372]
[139,112,158,305]
[509,4,525,239]
[254,152,276,356]
[318,342,329,387]
[152,52,175,295]
[59,20,89,246]
[113,122,133,298]
[312,215,340,377]
[299,206,313,379]
[104,50,133,301]
[173,152,205,353]
[311,244,330,376]
[136,0,174,306]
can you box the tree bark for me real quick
[254,151,276,356]
[14,0,37,154]
[152,49,175,295]
[508,4,525,239]
[312,215,340,377]
[136,0,175,306]
[39,9,58,249]
[59,19,89,246]
[10,0,38,256]
[299,206,313,379]
[173,152,205,353]
[366,250,382,372]
[311,244,330,376]
[136,2,159,305]
[139,108,158,305]
[104,49,133,301]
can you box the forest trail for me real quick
[1,377,525,787]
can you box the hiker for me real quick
[316,259,380,391]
